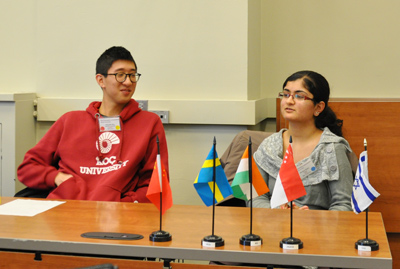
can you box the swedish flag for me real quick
[194,144,233,206]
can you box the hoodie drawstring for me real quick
[95,113,104,161]
[117,116,123,164]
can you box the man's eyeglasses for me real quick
[278,92,314,101]
[107,73,141,83]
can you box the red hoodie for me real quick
[17,99,168,203]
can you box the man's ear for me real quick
[95,74,105,89]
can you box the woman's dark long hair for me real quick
[283,70,343,137]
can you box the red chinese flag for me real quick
[146,155,173,215]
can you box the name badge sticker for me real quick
[99,117,121,132]
[296,158,316,178]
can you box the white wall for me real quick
[3,1,398,101]
[0,1,36,93]
[261,0,400,99]
[4,0,249,101]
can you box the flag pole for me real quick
[364,139,369,240]
[240,137,262,246]
[249,137,253,235]
[202,137,224,247]
[290,201,293,238]
[212,136,216,236]
[280,136,303,249]
[355,138,379,251]
[149,135,172,242]
[157,136,163,231]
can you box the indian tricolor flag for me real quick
[231,146,269,201]
[270,142,307,209]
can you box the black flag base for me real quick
[202,235,224,247]
[355,238,379,251]
[240,233,262,246]
[280,237,303,249]
[149,230,172,242]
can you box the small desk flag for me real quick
[146,154,173,215]
[231,146,269,201]
[194,145,233,206]
[270,143,306,209]
[351,151,380,214]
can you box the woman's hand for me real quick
[280,203,309,210]
[55,172,73,186]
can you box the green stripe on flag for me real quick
[232,171,250,200]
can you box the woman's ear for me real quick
[314,101,325,116]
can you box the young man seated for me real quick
[17,46,169,203]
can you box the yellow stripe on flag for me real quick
[208,181,224,202]
[202,158,222,168]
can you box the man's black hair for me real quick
[96,46,137,75]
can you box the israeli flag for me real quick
[351,151,380,214]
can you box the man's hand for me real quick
[55,172,73,186]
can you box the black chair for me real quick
[14,187,50,198]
